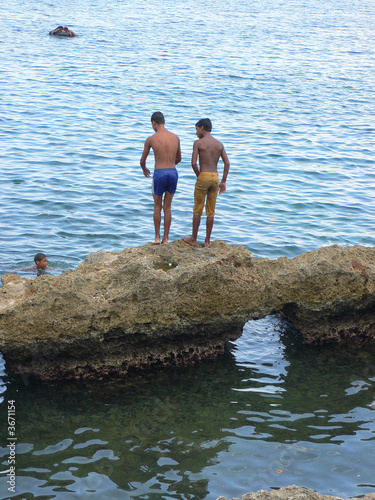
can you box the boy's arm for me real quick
[219,146,230,194]
[13,265,36,271]
[191,140,200,177]
[175,139,182,165]
[140,138,152,178]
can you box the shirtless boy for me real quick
[183,118,230,248]
[15,253,51,276]
[140,112,181,244]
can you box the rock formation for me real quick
[0,241,374,380]
[217,485,375,500]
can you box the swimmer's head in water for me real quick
[34,253,48,269]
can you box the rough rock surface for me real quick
[217,485,375,500]
[0,241,374,380]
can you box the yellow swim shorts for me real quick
[193,172,220,217]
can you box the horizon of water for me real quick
[0,0,375,498]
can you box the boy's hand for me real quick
[219,181,226,194]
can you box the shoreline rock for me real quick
[217,485,375,500]
[0,241,374,380]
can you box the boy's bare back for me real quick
[148,128,181,170]
[195,135,226,172]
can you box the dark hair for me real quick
[195,118,212,132]
[34,253,47,263]
[151,112,165,125]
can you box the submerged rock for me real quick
[0,241,374,380]
[217,485,375,500]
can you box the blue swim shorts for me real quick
[152,168,178,197]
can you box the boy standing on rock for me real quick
[183,118,230,248]
[140,112,181,245]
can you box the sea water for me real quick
[0,0,374,498]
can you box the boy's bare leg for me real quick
[183,214,201,247]
[153,194,163,244]
[205,216,214,247]
[162,191,174,244]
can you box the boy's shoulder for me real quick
[13,265,37,272]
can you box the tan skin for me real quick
[140,122,181,244]
[16,256,50,272]
[183,126,230,247]
[36,257,49,270]
[63,27,77,36]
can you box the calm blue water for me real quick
[1,0,375,498]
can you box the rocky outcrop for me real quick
[0,241,374,380]
[217,485,375,500]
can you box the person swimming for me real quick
[49,26,77,37]
[14,253,52,276]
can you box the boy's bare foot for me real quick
[183,236,197,247]
[161,238,169,244]
[153,237,161,245]
[204,240,212,248]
